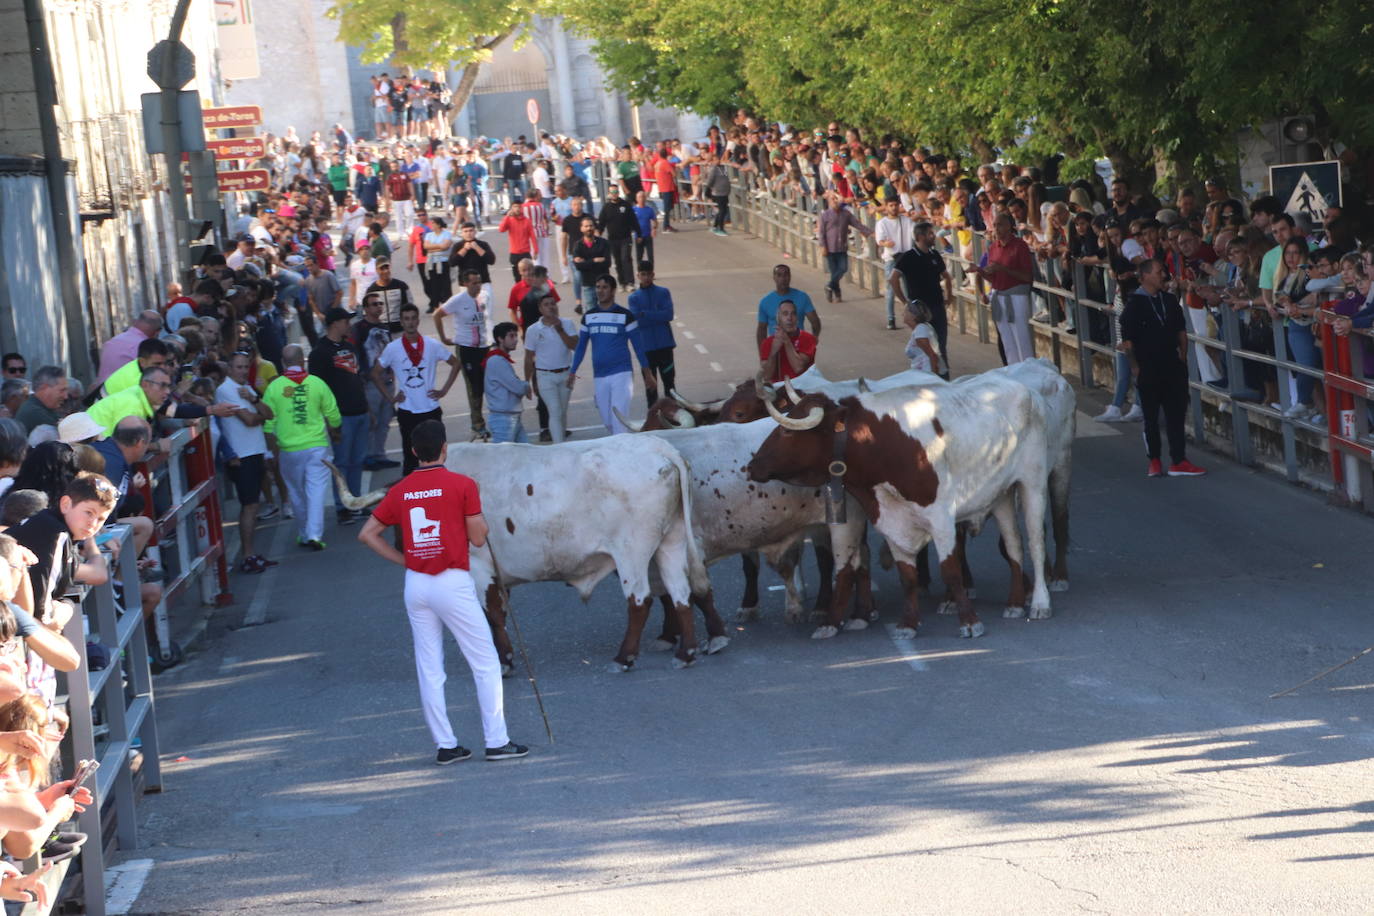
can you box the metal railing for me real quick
[715,170,1374,501]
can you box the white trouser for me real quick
[1186,306,1222,382]
[404,567,509,750]
[393,199,416,234]
[278,445,330,541]
[550,225,569,282]
[532,235,549,269]
[595,371,634,434]
[537,369,572,442]
[992,289,1035,364]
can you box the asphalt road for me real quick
[120,212,1374,914]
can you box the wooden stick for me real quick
[1270,646,1373,699]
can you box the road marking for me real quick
[243,519,291,627]
[710,362,723,373]
[694,343,709,355]
[674,321,686,328]
[883,623,928,671]
[219,655,240,674]
[682,330,696,340]
[105,858,154,915]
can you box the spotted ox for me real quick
[618,391,727,431]
[747,378,1053,639]
[646,420,870,632]
[450,437,725,673]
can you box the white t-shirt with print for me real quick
[439,291,489,349]
[350,259,378,306]
[378,336,447,414]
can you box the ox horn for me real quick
[612,406,645,432]
[752,373,775,402]
[857,377,871,393]
[764,393,824,430]
[323,460,388,511]
[783,377,802,404]
[669,389,708,412]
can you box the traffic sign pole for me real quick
[153,0,196,284]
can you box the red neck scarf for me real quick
[483,346,513,370]
[283,366,308,384]
[401,333,425,367]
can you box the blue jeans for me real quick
[571,269,582,305]
[1112,351,1133,408]
[579,281,597,312]
[487,411,527,443]
[1286,323,1321,406]
[825,251,849,294]
[332,413,369,510]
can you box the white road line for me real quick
[694,343,709,355]
[218,655,240,674]
[105,858,154,915]
[243,519,291,627]
[682,330,696,340]
[674,321,686,328]
[710,362,723,373]
[884,623,928,671]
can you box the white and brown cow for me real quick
[747,377,1054,639]
[448,437,725,672]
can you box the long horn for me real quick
[323,460,388,511]
[669,389,707,412]
[784,377,801,404]
[857,377,871,393]
[764,394,824,430]
[612,405,645,432]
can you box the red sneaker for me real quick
[1167,460,1207,477]
[1147,459,1163,478]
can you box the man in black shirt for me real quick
[309,308,372,524]
[560,198,590,304]
[502,146,527,204]
[570,217,611,313]
[1120,259,1205,478]
[597,186,637,286]
[449,222,496,299]
[364,259,412,332]
[889,221,954,372]
[1109,177,1145,224]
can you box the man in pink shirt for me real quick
[95,310,163,386]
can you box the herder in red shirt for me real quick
[358,419,529,765]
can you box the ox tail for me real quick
[664,446,711,596]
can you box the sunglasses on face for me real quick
[4,365,25,375]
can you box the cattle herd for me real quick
[340,359,1077,674]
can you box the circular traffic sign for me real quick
[526,98,540,125]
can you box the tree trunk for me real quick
[970,134,997,165]
[446,30,516,133]
[390,12,410,76]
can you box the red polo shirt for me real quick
[371,466,481,574]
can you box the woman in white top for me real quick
[902,299,944,376]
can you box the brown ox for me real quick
[746,380,1054,639]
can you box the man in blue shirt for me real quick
[632,190,659,269]
[627,262,675,410]
[756,263,821,348]
[569,275,653,435]
[462,150,488,227]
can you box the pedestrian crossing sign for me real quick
[1269,160,1342,226]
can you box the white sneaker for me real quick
[1093,405,1124,422]
[1032,310,1051,323]
[1282,403,1311,419]
[1122,403,1143,422]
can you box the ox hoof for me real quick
[1029,605,1053,621]
[845,617,869,631]
[608,657,635,673]
[783,606,805,625]
[1049,579,1070,593]
[500,662,514,678]
[735,606,760,622]
[959,620,986,639]
[937,600,958,616]
[891,626,917,640]
[671,651,698,670]
[704,635,730,655]
[867,610,880,623]
[650,638,676,652]
[1003,606,1026,619]
[811,625,839,640]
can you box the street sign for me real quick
[147,39,195,89]
[526,98,540,126]
[206,136,266,161]
[184,168,270,193]
[202,105,262,129]
[1270,160,1342,226]
[140,91,205,153]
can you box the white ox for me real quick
[447,437,724,673]
[747,374,1054,639]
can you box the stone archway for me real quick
[468,34,552,141]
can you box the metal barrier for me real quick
[714,169,1374,501]
[1319,318,1374,509]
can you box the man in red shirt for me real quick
[358,419,529,765]
[498,203,537,282]
[974,212,1035,363]
[385,161,416,234]
[759,299,817,382]
[653,150,678,232]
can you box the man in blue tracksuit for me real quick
[568,274,653,435]
[626,262,676,409]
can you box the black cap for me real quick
[323,307,353,326]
